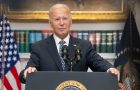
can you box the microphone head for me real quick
[61,45,69,60]
[75,45,81,61]
[62,45,68,54]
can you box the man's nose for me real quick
[59,19,64,25]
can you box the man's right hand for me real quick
[23,67,37,79]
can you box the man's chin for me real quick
[59,34,67,39]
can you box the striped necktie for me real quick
[59,40,65,71]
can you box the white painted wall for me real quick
[11,22,125,31]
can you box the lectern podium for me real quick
[25,71,118,90]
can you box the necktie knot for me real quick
[59,40,65,46]
[59,40,65,54]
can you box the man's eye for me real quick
[63,17,68,20]
[55,18,60,21]
[53,17,69,21]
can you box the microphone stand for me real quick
[68,48,81,71]
[62,52,76,71]
[69,56,80,71]
[71,45,81,71]
[70,58,73,71]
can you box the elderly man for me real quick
[19,4,120,84]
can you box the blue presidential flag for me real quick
[114,10,140,90]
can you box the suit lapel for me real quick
[68,36,79,59]
[46,35,63,71]
[46,35,79,71]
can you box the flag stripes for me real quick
[0,15,21,90]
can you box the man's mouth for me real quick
[58,28,66,30]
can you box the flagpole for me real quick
[1,0,5,89]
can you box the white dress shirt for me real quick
[53,34,70,53]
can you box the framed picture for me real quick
[3,0,127,21]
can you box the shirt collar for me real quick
[53,34,70,46]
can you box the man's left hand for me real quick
[107,68,120,81]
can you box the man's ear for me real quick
[48,19,52,26]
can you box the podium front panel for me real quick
[25,71,118,90]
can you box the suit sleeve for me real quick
[86,41,113,72]
[19,44,40,83]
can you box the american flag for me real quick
[0,15,21,90]
[121,78,132,90]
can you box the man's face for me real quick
[49,7,72,39]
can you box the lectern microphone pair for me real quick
[61,45,81,71]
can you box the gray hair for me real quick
[48,4,71,19]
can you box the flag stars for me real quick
[1,17,20,90]
[6,26,10,30]
[10,38,14,43]
[7,57,11,61]
[6,39,9,43]
[7,63,10,68]
[14,50,17,54]
[6,33,10,37]
[13,56,17,61]
[9,45,13,49]
[8,51,12,55]
[14,44,17,49]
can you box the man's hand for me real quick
[107,68,120,81]
[24,67,37,79]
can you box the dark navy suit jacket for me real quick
[19,35,113,83]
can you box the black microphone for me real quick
[61,45,69,62]
[75,45,81,62]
